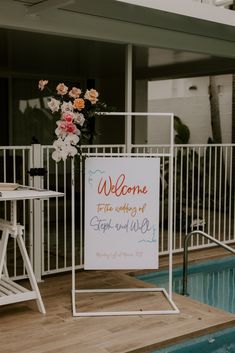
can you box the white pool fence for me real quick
[1,143,235,280]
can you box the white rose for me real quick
[48,98,60,113]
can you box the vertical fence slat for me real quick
[223,147,228,242]
[55,162,59,270]
[179,147,183,249]
[197,147,201,239]
[191,148,195,247]
[207,146,212,238]
[173,148,177,251]
[213,147,217,239]
[218,147,222,242]
[161,153,165,253]
[63,160,67,268]
[202,147,206,243]
[185,147,189,235]
[228,148,232,241]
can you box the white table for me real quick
[0,188,64,314]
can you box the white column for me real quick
[133,46,148,144]
[134,80,148,144]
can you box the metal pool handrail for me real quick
[182,230,235,296]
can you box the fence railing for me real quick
[0,146,33,280]
[173,144,235,252]
[132,144,235,254]
[1,143,235,279]
[40,144,127,277]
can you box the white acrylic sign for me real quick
[84,157,160,270]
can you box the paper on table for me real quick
[0,183,19,191]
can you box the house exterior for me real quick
[0,0,235,148]
[148,74,233,144]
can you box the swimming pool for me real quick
[138,256,235,313]
[149,326,235,353]
[137,256,235,353]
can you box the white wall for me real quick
[147,75,232,144]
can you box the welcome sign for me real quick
[84,157,160,270]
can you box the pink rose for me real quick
[60,122,67,130]
[63,112,74,123]
[66,123,76,133]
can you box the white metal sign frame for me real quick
[71,112,179,317]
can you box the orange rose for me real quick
[73,98,85,110]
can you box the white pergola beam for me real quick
[27,0,75,16]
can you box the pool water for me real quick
[150,327,235,353]
[137,257,235,353]
[138,256,235,313]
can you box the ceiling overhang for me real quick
[0,0,235,59]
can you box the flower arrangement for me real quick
[38,80,106,162]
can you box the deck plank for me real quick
[0,266,235,353]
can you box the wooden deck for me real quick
[1,248,235,353]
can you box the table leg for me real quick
[0,229,10,280]
[17,233,46,314]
